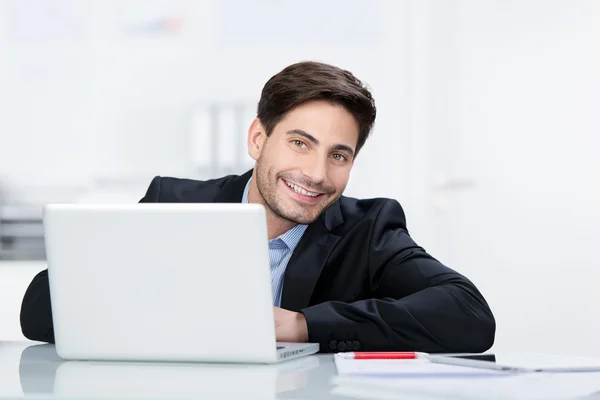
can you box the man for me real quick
[20,61,495,353]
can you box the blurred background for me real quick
[0,0,599,358]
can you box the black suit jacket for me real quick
[20,169,495,353]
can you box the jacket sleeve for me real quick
[19,177,163,343]
[20,269,55,343]
[300,200,496,353]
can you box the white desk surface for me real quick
[7,341,600,400]
[0,341,349,399]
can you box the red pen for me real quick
[337,352,428,360]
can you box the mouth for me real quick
[281,179,325,203]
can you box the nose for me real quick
[301,156,327,186]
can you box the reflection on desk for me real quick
[15,342,351,399]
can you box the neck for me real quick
[248,174,296,240]
[264,211,295,240]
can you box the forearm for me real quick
[20,269,55,343]
[300,282,495,353]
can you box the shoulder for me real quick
[140,174,239,202]
[339,194,406,219]
[335,195,408,231]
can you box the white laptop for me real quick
[43,203,319,363]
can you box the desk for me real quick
[0,341,351,399]
[5,342,600,400]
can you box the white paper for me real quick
[332,372,600,400]
[334,355,504,377]
[333,355,600,400]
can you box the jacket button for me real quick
[329,340,338,350]
[353,341,361,350]
[337,342,347,351]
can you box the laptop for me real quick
[43,203,319,363]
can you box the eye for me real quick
[331,153,347,162]
[292,140,306,148]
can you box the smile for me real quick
[283,179,322,197]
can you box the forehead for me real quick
[273,100,359,148]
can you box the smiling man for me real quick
[20,61,495,353]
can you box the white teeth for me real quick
[285,180,319,197]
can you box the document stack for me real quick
[331,352,600,400]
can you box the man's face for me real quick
[248,100,359,225]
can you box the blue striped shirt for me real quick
[241,177,308,307]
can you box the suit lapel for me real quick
[281,200,344,311]
[212,169,345,310]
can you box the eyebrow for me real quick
[286,129,355,158]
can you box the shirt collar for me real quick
[241,176,251,204]
[241,176,307,251]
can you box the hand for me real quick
[273,306,309,342]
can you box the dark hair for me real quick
[257,61,376,157]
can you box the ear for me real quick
[247,118,267,161]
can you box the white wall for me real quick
[0,0,409,198]
[406,0,600,356]
[1,0,599,358]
